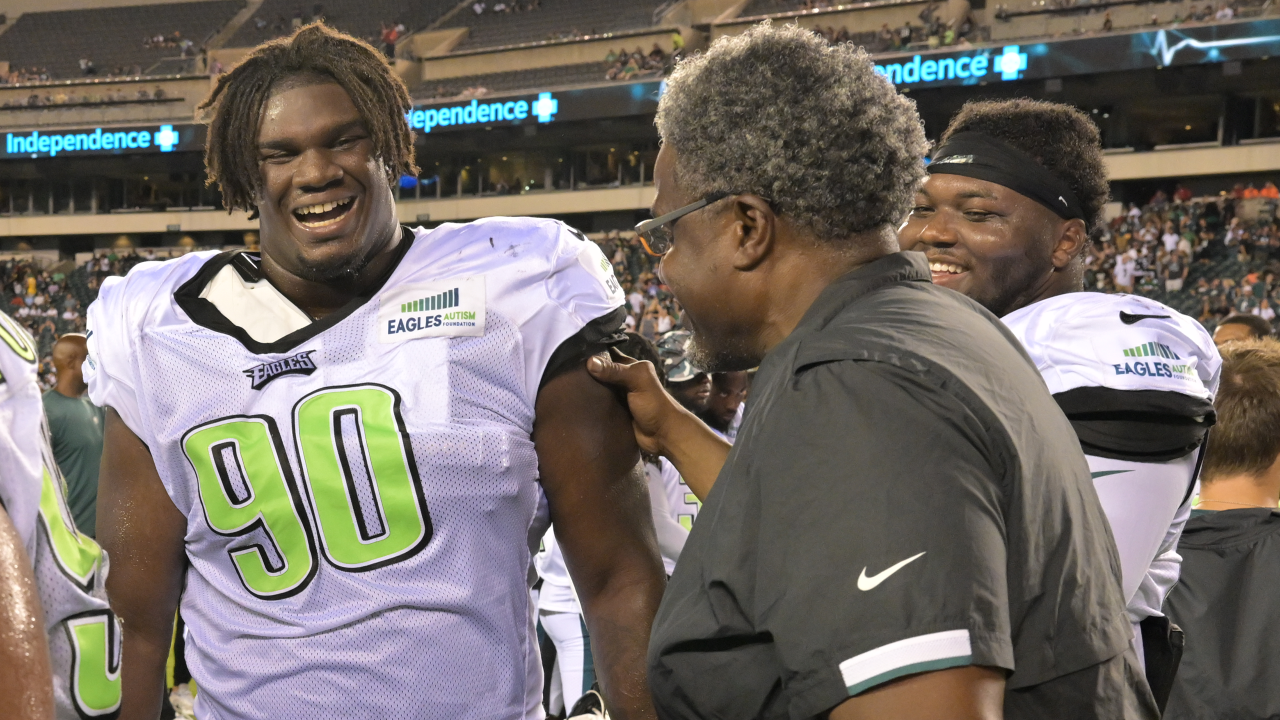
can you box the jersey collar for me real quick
[173,226,415,356]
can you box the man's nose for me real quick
[913,216,958,248]
[294,148,344,191]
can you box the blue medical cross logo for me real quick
[533,92,558,123]
[994,45,1028,81]
[154,124,179,152]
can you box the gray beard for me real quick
[689,330,759,374]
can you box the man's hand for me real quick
[586,349,731,502]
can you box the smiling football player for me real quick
[899,99,1219,711]
[85,24,664,720]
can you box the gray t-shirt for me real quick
[647,253,1155,720]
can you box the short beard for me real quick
[288,246,377,285]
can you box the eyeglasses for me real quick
[634,191,730,257]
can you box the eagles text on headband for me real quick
[926,132,1086,223]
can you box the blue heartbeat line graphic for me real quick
[1147,28,1280,65]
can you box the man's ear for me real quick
[1052,218,1089,269]
[732,194,776,271]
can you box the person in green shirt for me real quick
[41,334,104,537]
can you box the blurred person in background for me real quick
[1164,339,1280,719]
[592,24,1148,719]
[1212,313,1274,346]
[900,99,1219,712]
[41,334,104,538]
[653,331,704,530]
[699,370,747,442]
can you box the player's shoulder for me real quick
[0,310,38,395]
[405,218,623,310]
[1005,292,1213,348]
[93,251,221,313]
[410,216,594,268]
[1004,291,1220,397]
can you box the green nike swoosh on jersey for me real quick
[1090,470,1134,479]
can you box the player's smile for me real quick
[926,254,971,289]
[900,174,1060,317]
[255,79,401,287]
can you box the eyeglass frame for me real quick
[634,191,731,257]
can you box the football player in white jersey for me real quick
[88,24,664,720]
[899,99,1220,711]
[0,313,122,720]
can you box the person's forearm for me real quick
[658,409,731,502]
[580,567,665,720]
[117,623,174,720]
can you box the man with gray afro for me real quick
[587,22,1151,720]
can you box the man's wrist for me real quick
[655,405,712,462]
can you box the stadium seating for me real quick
[225,0,458,49]
[0,1,242,80]
[441,0,672,53]
[416,61,630,97]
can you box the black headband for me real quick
[927,131,1085,222]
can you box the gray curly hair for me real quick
[656,22,928,240]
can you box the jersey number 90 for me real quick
[182,384,431,600]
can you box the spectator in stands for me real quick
[1214,3,1234,19]
[1262,181,1280,199]
[1114,248,1136,292]
[1164,339,1280,720]
[42,334,104,538]
[1163,249,1189,292]
[1214,313,1274,345]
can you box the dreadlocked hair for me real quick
[198,22,418,213]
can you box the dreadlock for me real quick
[199,22,418,213]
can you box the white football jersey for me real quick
[0,311,121,720]
[84,218,625,720]
[657,458,700,532]
[1001,292,1219,400]
[1003,292,1221,633]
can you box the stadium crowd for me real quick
[6,178,1275,393]
[1086,184,1280,329]
[1,84,174,109]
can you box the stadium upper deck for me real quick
[0,0,1277,246]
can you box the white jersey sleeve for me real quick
[1001,292,1220,399]
[0,311,43,548]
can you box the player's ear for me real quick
[1051,218,1088,269]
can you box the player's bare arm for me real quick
[585,349,729,502]
[0,504,55,720]
[534,365,666,720]
[98,409,188,720]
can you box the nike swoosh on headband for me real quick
[1119,311,1172,325]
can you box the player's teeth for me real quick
[929,263,964,274]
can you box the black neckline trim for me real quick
[173,226,416,356]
